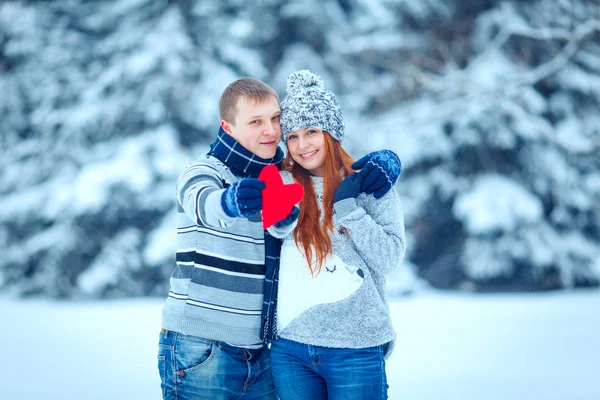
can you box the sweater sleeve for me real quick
[266,218,298,239]
[333,187,406,276]
[177,159,237,228]
[279,170,294,184]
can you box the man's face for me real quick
[222,96,282,159]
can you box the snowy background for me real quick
[2,0,599,297]
[1,0,599,398]
[2,290,599,400]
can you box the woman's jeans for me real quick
[158,329,277,400]
[270,338,388,400]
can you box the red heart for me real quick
[258,165,304,229]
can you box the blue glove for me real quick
[351,150,402,199]
[221,178,266,218]
[334,170,368,204]
[273,206,300,228]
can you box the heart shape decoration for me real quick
[258,165,304,229]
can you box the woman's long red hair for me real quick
[284,132,355,275]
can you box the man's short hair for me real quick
[219,78,279,123]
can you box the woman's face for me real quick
[286,128,327,177]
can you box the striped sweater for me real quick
[161,154,293,347]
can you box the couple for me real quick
[158,70,406,400]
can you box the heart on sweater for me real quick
[258,165,304,229]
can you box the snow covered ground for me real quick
[1,289,599,400]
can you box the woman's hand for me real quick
[334,171,367,203]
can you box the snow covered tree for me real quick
[0,0,598,298]
[345,0,600,290]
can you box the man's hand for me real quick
[351,150,402,199]
[221,178,266,218]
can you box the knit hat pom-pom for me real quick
[286,70,324,94]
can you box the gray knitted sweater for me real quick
[276,172,406,357]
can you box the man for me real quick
[158,78,298,400]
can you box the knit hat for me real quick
[280,70,344,143]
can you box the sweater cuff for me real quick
[206,190,237,228]
[267,219,297,239]
[333,198,359,217]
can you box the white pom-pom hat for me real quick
[280,70,344,143]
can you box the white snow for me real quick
[1,289,598,400]
[454,174,544,234]
[77,228,143,296]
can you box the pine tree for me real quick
[1,0,598,297]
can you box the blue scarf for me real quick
[261,233,281,345]
[208,127,284,178]
[208,127,283,345]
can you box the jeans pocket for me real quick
[175,335,216,373]
[157,355,167,399]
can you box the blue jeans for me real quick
[270,338,388,400]
[158,329,277,400]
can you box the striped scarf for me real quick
[208,127,283,345]
[208,127,284,177]
[261,231,281,345]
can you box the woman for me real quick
[269,70,406,400]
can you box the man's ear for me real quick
[221,120,234,136]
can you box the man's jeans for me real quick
[158,329,277,400]
[270,338,388,400]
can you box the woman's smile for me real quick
[301,150,318,159]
